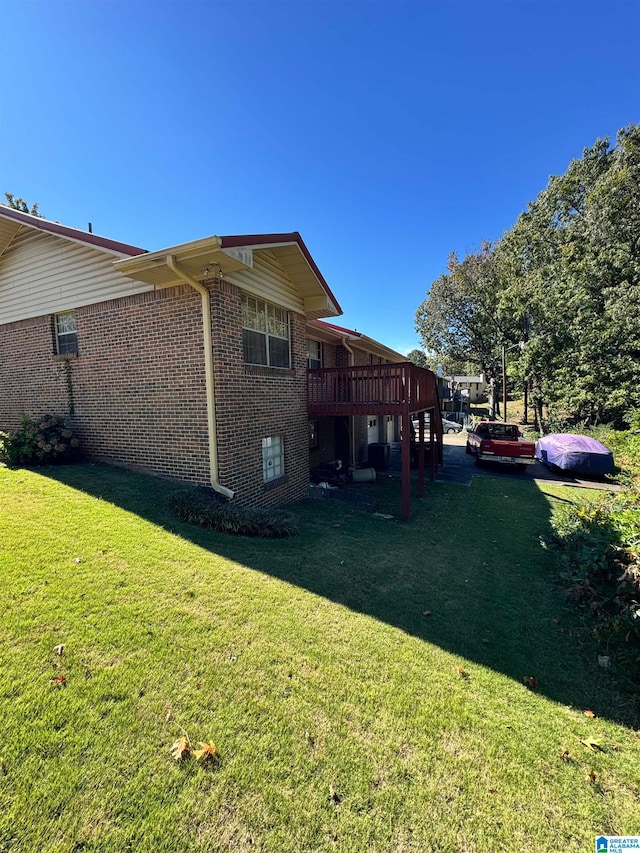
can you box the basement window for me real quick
[55,311,79,355]
[262,435,284,483]
[242,294,290,368]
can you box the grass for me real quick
[1,462,640,852]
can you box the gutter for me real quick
[166,254,234,499]
[341,335,358,467]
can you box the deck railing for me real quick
[307,361,440,417]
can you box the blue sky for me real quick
[1,1,638,354]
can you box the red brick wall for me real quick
[210,279,309,507]
[0,281,311,508]
[0,315,70,422]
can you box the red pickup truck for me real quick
[466,421,536,471]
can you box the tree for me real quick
[406,348,429,368]
[4,192,42,217]
[415,243,518,416]
[498,125,640,429]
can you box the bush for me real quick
[550,492,640,688]
[0,414,80,465]
[167,488,298,538]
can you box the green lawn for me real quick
[1,463,639,852]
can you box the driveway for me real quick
[435,432,621,490]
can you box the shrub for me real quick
[0,414,80,465]
[550,492,640,688]
[167,488,298,538]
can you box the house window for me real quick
[262,435,284,482]
[307,339,323,369]
[55,311,78,355]
[242,294,290,368]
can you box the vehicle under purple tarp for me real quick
[535,433,615,476]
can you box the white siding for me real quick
[0,229,153,325]
[225,249,305,313]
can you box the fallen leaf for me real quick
[588,768,597,785]
[584,709,597,719]
[577,736,604,751]
[165,709,172,723]
[73,557,82,564]
[170,736,190,761]
[53,644,65,656]
[422,610,432,617]
[488,787,498,794]
[523,676,539,690]
[193,741,217,763]
[456,667,469,680]
[50,675,66,687]
[560,749,570,761]
[328,784,341,804]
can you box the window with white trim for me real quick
[241,294,290,368]
[307,339,323,369]
[55,311,79,355]
[262,435,284,482]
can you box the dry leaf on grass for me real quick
[49,675,66,687]
[577,736,604,752]
[560,750,570,761]
[584,709,597,719]
[170,736,191,761]
[588,768,597,785]
[456,667,469,680]
[53,644,65,656]
[193,742,217,763]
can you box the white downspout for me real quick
[341,335,358,467]
[166,254,234,499]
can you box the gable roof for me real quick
[0,207,341,319]
[114,231,342,318]
[0,205,147,259]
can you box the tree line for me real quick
[415,123,640,431]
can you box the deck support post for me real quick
[429,413,436,481]
[417,411,425,497]
[401,408,411,520]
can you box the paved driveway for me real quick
[434,432,621,491]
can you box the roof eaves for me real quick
[220,232,342,316]
[314,319,362,339]
[0,205,147,258]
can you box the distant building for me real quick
[449,374,486,404]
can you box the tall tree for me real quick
[415,243,518,415]
[498,125,640,428]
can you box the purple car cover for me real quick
[535,433,614,476]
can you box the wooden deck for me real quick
[307,362,444,520]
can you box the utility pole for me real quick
[502,344,508,422]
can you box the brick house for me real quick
[0,206,442,518]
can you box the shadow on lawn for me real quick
[43,462,638,728]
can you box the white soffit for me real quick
[113,236,250,287]
[0,220,22,259]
